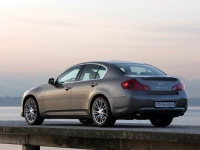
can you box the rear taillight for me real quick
[121,79,151,91]
[172,81,185,91]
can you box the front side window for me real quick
[57,65,82,83]
[115,63,165,75]
[79,64,100,81]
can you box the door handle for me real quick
[90,82,97,87]
[65,86,71,91]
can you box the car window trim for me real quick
[76,65,86,82]
[94,66,101,79]
[55,63,108,84]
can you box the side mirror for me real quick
[48,78,54,85]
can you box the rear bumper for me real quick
[137,107,185,118]
[108,90,188,118]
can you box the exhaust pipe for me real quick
[136,112,144,117]
[179,112,184,116]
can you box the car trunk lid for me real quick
[124,75,180,95]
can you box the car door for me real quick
[43,65,83,114]
[71,64,107,114]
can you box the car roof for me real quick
[80,60,145,65]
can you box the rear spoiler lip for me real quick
[122,75,179,82]
[123,74,168,77]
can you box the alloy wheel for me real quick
[93,99,107,125]
[25,100,37,123]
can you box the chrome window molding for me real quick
[55,63,108,84]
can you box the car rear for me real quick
[114,63,188,119]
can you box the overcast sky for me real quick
[0,1,200,80]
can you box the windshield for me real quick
[114,63,166,75]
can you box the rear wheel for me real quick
[92,97,116,127]
[150,117,173,127]
[79,119,93,124]
[24,97,44,125]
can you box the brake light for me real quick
[172,81,185,91]
[121,79,151,91]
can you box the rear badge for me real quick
[158,82,164,85]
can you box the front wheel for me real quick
[150,117,173,127]
[92,97,116,127]
[24,97,44,125]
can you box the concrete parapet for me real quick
[0,126,200,150]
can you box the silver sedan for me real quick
[21,61,188,127]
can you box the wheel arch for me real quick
[89,93,112,116]
[22,95,40,116]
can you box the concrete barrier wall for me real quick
[0,126,200,150]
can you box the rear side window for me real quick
[115,63,165,75]
[96,66,106,79]
[79,64,100,81]
[79,65,107,81]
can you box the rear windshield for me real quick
[114,63,166,75]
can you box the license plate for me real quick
[155,102,176,108]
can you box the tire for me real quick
[24,97,44,125]
[150,117,173,127]
[91,97,116,127]
[79,119,94,124]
